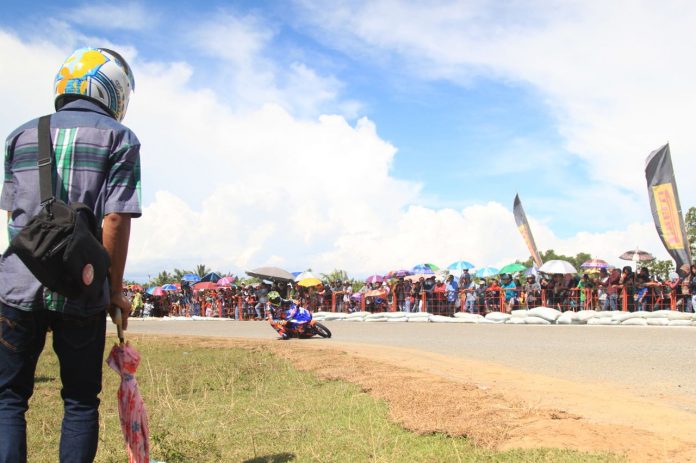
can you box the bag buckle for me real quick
[40,197,56,219]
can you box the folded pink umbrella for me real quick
[107,310,150,463]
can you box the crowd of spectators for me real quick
[126,264,696,319]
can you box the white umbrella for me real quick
[539,259,577,274]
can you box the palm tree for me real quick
[151,270,173,286]
[172,268,192,281]
[194,264,211,278]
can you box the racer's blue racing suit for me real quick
[269,302,312,338]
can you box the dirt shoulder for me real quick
[155,335,696,462]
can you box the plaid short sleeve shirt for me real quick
[0,99,141,314]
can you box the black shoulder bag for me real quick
[9,115,111,300]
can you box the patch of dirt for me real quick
[147,336,696,462]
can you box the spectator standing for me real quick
[445,275,459,314]
[0,48,140,462]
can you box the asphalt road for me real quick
[115,319,696,396]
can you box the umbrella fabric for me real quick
[200,272,222,283]
[107,343,149,463]
[161,284,178,291]
[181,274,201,282]
[498,263,527,275]
[447,261,475,271]
[193,281,218,291]
[294,271,321,282]
[386,269,412,278]
[365,274,384,284]
[539,259,578,274]
[145,286,157,295]
[128,284,143,291]
[475,267,499,278]
[217,276,236,287]
[580,259,609,269]
[246,266,295,281]
[351,292,363,301]
[524,266,540,277]
[412,264,438,274]
[298,278,322,287]
[619,249,655,262]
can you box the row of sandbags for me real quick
[311,308,696,326]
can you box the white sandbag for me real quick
[453,313,485,323]
[406,313,431,322]
[430,315,456,323]
[346,311,370,319]
[588,317,614,325]
[449,317,480,323]
[528,306,561,322]
[621,317,648,326]
[510,309,529,318]
[386,317,408,322]
[478,318,500,324]
[557,311,575,325]
[344,316,365,322]
[505,317,526,325]
[646,318,669,326]
[313,311,333,317]
[365,317,387,322]
[666,311,694,321]
[630,311,652,318]
[485,311,511,322]
[365,313,388,321]
[524,316,551,325]
[611,311,637,322]
[593,311,614,318]
[575,310,599,322]
[668,319,692,326]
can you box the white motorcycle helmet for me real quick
[54,47,135,122]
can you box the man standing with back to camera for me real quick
[0,47,141,462]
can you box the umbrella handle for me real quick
[113,306,125,345]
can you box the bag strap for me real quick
[37,115,54,206]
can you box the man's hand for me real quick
[108,292,132,330]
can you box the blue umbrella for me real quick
[161,284,178,291]
[145,286,158,295]
[412,264,437,274]
[447,261,475,271]
[475,267,499,278]
[181,274,201,283]
[200,272,222,283]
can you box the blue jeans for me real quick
[0,304,106,463]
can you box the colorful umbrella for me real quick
[475,267,499,278]
[412,263,438,274]
[498,263,527,275]
[181,274,201,283]
[619,249,655,262]
[193,281,218,291]
[447,261,475,271]
[161,283,178,291]
[217,276,236,287]
[200,272,222,283]
[385,269,412,278]
[365,274,384,284]
[539,260,577,274]
[106,311,149,463]
[580,259,609,269]
[146,286,166,296]
[297,277,322,287]
[128,284,144,291]
[246,266,295,281]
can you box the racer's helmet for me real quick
[54,47,135,122]
[268,291,282,307]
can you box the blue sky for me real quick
[1,1,694,280]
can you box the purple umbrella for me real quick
[365,275,384,284]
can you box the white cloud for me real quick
[0,16,681,282]
[295,0,696,218]
[62,2,155,31]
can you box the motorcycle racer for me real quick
[267,291,312,339]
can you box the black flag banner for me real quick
[645,143,691,271]
[513,194,543,268]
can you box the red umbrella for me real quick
[106,310,149,463]
[193,281,218,291]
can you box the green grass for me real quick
[26,336,624,463]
